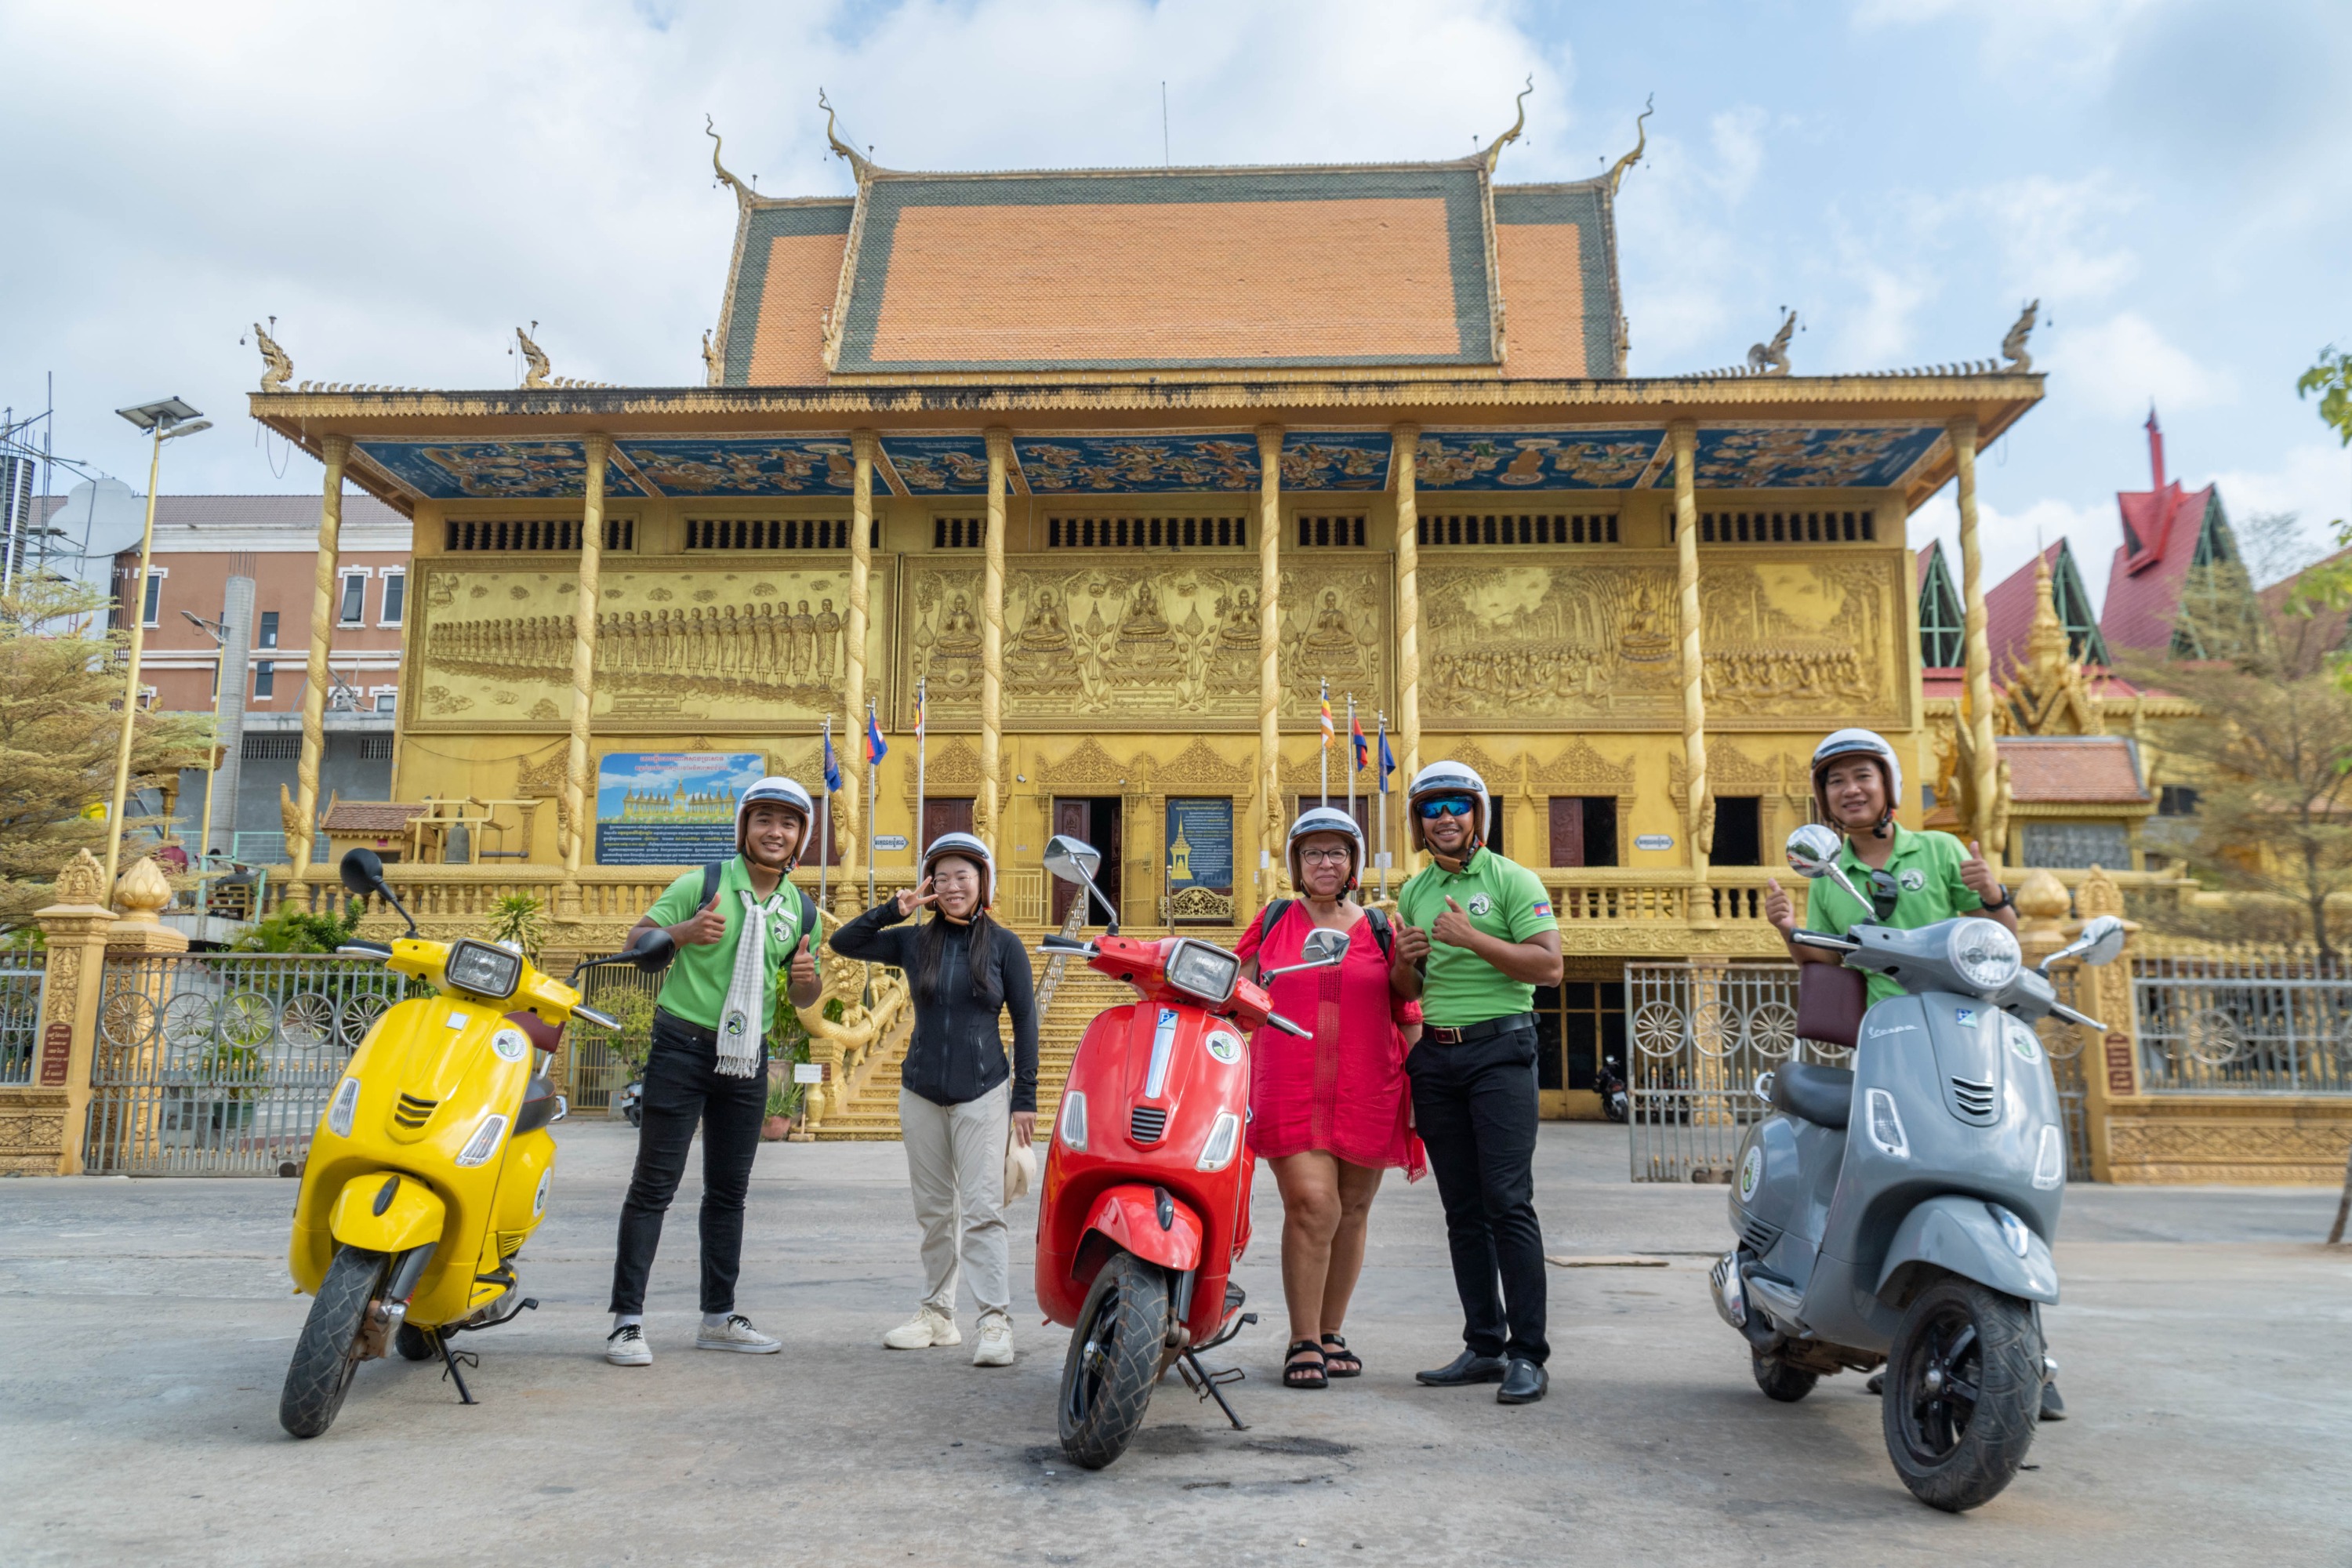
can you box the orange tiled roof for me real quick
[1997,736,2151,805]
[322,801,429,833]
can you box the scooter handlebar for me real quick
[1263,1010,1309,1037]
[1788,929,1861,955]
[1039,934,1094,954]
[2048,1001,2107,1033]
[572,1005,621,1031]
[336,942,394,960]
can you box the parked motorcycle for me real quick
[1596,1052,1629,1123]
[1709,825,2125,1512]
[1033,835,1345,1469]
[278,848,671,1438]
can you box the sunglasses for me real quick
[1416,797,1477,821]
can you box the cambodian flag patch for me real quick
[1530,900,1553,917]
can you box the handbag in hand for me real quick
[1003,1116,1038,1202]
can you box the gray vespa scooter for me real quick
[1708,824,2125,1512]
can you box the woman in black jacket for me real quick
[830,832,1037,1367]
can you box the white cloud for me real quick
[2210,441,2352,575]
[1981,174,2140,304]
[2044,311,2237,419]
[1909,489,2123,612]
[1851,0,2168,81]
[1613,108,1783,366]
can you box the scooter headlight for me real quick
[1058,1091,1087,1152]
[454,1112,508,1168]
[1864,1088,1910,1160]
[2033,1123,2067,1189]
[1196,1111,1242,1172]
[1947,920,2021,993]
[445,938,523,1000]
[325,1076,361,1138]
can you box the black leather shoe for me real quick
[1415,1349,1508,1386]
[2039,1381,2067,1421]
[1497,1357,1548,1404]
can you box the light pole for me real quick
[103,397,209,898]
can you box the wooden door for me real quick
[1548,797,1585,867]
[1051,799,1091,924]
[920,797,973,855]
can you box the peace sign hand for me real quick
[894,877,939,918]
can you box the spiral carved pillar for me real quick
[1391,424,1422,876]
[840,431,876,913]
[1952,415,2000,869]
[561,434,609,881]
[1671,421,1712,909]
[289,434,349,901]
[1256,425,1285,909]
[978,428,1010,858]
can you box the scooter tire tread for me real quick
[1751,1350,1818,1403]
[280,1245,387,1439]
[1882,1276,2042,1513]
[1057,1252,1171,1472]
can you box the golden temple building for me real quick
[247,105,2053,1122]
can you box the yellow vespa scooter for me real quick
[278,848,671,1438]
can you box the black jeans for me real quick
[1406,1025,1548,1364]
[608,1008,768,1316]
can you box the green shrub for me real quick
[233,898,363,953]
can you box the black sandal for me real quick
[1319,1334,1363,1378]
[1283,1340,1328,1390]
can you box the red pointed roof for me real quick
[2101,480,2216,652]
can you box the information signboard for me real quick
[595,752,765,866]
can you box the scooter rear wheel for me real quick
[1882,1276,2042,1512]
[1057,1250,1171,1471]
[1751,1348,1818,1403]
[279,1245,388,1439]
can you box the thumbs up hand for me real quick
[1432,895,1478,950]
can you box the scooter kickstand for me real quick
[1180,1351,1249,1432]
[436,1334,481,1406]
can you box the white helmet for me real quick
[920,830,996,908]
[736,776,815,868]
[1406,759,1490,851]
[1810,729,1902,838]
[1287,806,1365,891]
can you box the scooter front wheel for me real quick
[1057,1250,1171,1470]
[280,1245,388,1439]
[1882,1276,2042,1512]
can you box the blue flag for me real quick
[822,728,841,793]
[1377,724,1396,793]
[866,709,888,766]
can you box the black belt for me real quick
[1424,1013,1535,1046]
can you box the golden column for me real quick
[288,434,349,896]
[561,434,611,880]
[840,430,877,910]
[1952,414,1999,869]
[1391,423,1423,801]
[1671,420,1713,907]
[1256,425,1285,906]
[978,428,1011,855]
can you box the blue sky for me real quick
[5,0,2346,605]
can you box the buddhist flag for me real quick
[1351,710,1369,772]
[913,680,926,741]
[866,708,888,765]
[1319,682,1334,748]
[822,724,841,793]
[1377,720,1396,793]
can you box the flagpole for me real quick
[1319,677,1330,808]
[1376,709,1389,903]
[914,674,927,858]
[1346,692,1356,826]
[817,716,831,913]
[865,700,877,910]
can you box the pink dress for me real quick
[1236,904,1426,1179]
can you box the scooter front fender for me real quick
[1083,1184,1202,1273]
[328,1171,448,1256]
[1875,1193,2058,1308]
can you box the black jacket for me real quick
[830,902,1039,1112]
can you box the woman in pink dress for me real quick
[1236,807,1426,1390]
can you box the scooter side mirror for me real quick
[1298,927,1348,966]
[339,848,386,898]
[2041,912,2128,971]
[1783,825,1841,879]
[625,927,677,973]
[1042,834,1119,933]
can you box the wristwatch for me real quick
[1981,884,2012,912]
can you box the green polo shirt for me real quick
[1805,825,1984,1004]
[1397,847,1555,1026]
[644,857,808,1035]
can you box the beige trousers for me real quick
[898,1081,1011,1319]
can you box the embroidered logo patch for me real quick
[1900,869,1927,892]
[1530,900,1553,917]
[1467,893,1494,916]
[491,1027,528,1062]
[1205,1030,1243,1065]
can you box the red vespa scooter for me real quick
[1034,835,1346,1469]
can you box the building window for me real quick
[243,732,300,760]
[140,570,163,626]
[1548,797,1619,867]
[258,610,279,648]
[934,517,984,549]
[1419,512,1618,547]
[360,733,394,759]
[338,572,367,625]
[1046,515,1247,549]
[1534,978,1626,1094]
[373,689,397,713]
[379,572,405,626]
[1711,797,1762,866]
[252,661,275,699]
[1295,514,1367,547]
[684,517,865,550]
[1679,510,1877,544]
[1918,546,1964,668]
[2158,785,2200,816]
[2019,821,2132,870]
[444,517,634,552]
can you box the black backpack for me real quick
[1259,899,1392,960]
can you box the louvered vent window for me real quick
[360,734,395,760]
[935,517,983,548]
[1676,510,1878,544]
[1046,515,1248,549]
[243,733,301,760]
[1295,514,1367,547]
[684,517,871,551]
[1417,512,1619,546]
[444,517,633,552]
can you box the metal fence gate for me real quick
[2134,955,2352,1094]
[85,953,426,1175]
[0,960,44,1084]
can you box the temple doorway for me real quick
[1051,796,1123,925]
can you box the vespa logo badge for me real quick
[1205,1030,1243,1065]
[1467,893,1494,916]
[533,1168,551,1218]
[1739,1147,1762,1201]
[491,1027,529,1062]
[1867,1022,1918,1038]
[1900,869,1927,892]
[2008,1020,2044,1063]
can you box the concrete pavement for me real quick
[2,1122,2347,1566]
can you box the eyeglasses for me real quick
[1416,797,1477,820]
[1297,846,1355,865]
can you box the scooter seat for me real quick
[1770,1062,1854,1131]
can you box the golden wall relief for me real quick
[411,564,890,731]
[1417,551,1904,731]
[899,557,1387,731]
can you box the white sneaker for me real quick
[882,1305,961,1349]
[695,1314,781,1354]
[971,1312,1015,1367]
[605,1324,652,1366]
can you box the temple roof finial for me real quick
[706,115,754,209]
[818,88,873,181]
[1482,76,1534,173]
[1607,95,1653,194]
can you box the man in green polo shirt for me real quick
[1391,760,1563,1406]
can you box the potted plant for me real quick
[764,996,815,1140]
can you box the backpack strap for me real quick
[698,861,724,910]
[1261,899,1293,947]
[1363,906,1393,960]
[798,890,820,953]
